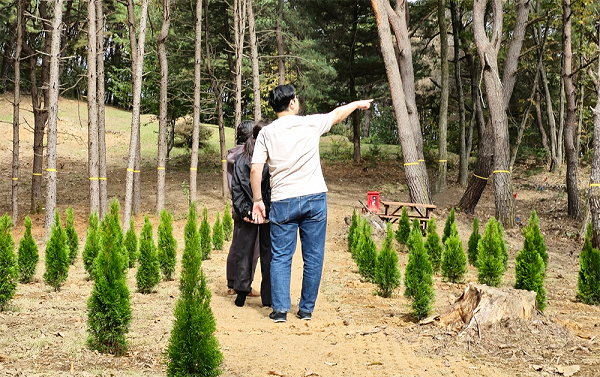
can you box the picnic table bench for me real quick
[378,201,437,232]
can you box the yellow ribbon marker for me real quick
[473,174,489,180]
[33,173,42,176]
[12,177,18,181]
[89,177,99,180]
[99,177,107,181]
[46,168,57,172]
[590,183,600,188]
[134,170,141,173]
[157,167,165,170]
[493,170,511,174]
[127,168,134,172]
[418,159,425,162]
[221,159,227,163]
[438,159,447,162]
[190,167,197,171]
[404,162,419,166]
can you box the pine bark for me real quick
[87,0,100,214]
[372,0,431,204]
[276,0,285,85]
[189,0,203,203]
[97,0,107,218]
[451,0,468,187]
[589,29,600,249]
[436,0,449,193]
[233,0,246,128]
[562,0,580,219]
[44,0,65,233]
[12,0,24,224]
[247,0,261,121]
[156,0,171,213]
[123,0,149,230]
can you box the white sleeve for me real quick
[251,132,268,164]
[305,113,334,135]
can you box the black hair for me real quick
[236,120,254,145]
[268,85,296,113]
[243,119,270,160]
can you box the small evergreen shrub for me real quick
[496,220,509,272]
[43,212,69,292]
[65,207,79,265]
[406,218,422,250]
[441,223,467,283]
[467,217,481,266]
[515,226,547,311]
[223,203,233,242]
[476,218,506,287]
[0,215,18,311]
[166,202,223,376]
[576,223,600,305]
[124,219,138,268]
[18,216,39,283]
[348,209,359,252]
[158,209,177,281]
[136,215,161,294]
[87,198,131,355]
[82,212,100,279]
[375,223,401,297]
[395,207,411,245]
[526,210,548,269]
[442,207,456,245]
[351,217,368,261]
[404,224,435,319]
[212,212,224,250]
[199,207,212,260]
[357,225,378,282]
[424,216,442,273]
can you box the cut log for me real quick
[421,283,538,329]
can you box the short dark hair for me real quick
[268,85,296,113]
[236,120,254,145]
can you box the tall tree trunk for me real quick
[189,0,203,204]
[535,89,549,152]
[276,0,285,85]
[451,0,468,187]
[156,0,171,213]
[589,29,600,249]
[12,0,24,225]
[87,0,100,214]
[233,0,246,128]
[247,0,261,121]
[562,0,580,219]
[473,0,517,228]
[350,3,361,163]
[0,43,13,93]
[205,0,227,199]
[436,0,449,193]
[540,61,560,171]
[123,0,149,230]
[96,0,107,218]
[362,107,372,138]
[44,0,65,233]
[558,59,565,166]
[372,0,431,204]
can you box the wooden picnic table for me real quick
[378,201,437,232]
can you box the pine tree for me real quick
[467,217,481,266]
[406,218,422,251]
[212,212,224,250]
[404,224,435,319]
[87,199,131,355]
[18,216,39,284]
[124,219,138,268]
[351,217,368,261]
[442,207,456,245]
[395,207,411,245]
[348,209,358,252]
[496,220,509,272]
[441,223,467,283]
[82,212,100,279]
[43,212,69,292]
[526,210,548,269]
[222,203,234,242]
[199,207,212,260]
[0,215,18,311]
[375,223,401,297]
[166,202,223,376]
[65,207,79,265]
[158,209,177,281]
[515,226,547,311]
[576,223,600,305]
[357,226,378,282]
[136,215,161,294]
[476,218,506,287]
[424,216,443,273]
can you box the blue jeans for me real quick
[269,193,327,313]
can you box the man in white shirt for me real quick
[251,84,372,322]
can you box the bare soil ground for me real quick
[0,96,599,376]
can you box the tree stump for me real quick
[421,283,538,330]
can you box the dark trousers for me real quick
[234,221,272,307]
[227,218,259,289]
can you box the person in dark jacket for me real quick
[231,121,272,307]
[226,121,260,297]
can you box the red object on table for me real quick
[367,191,380,212]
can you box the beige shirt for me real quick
[252,113,333,201]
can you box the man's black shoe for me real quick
[296,310,312,320]
[269,311,287,323]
